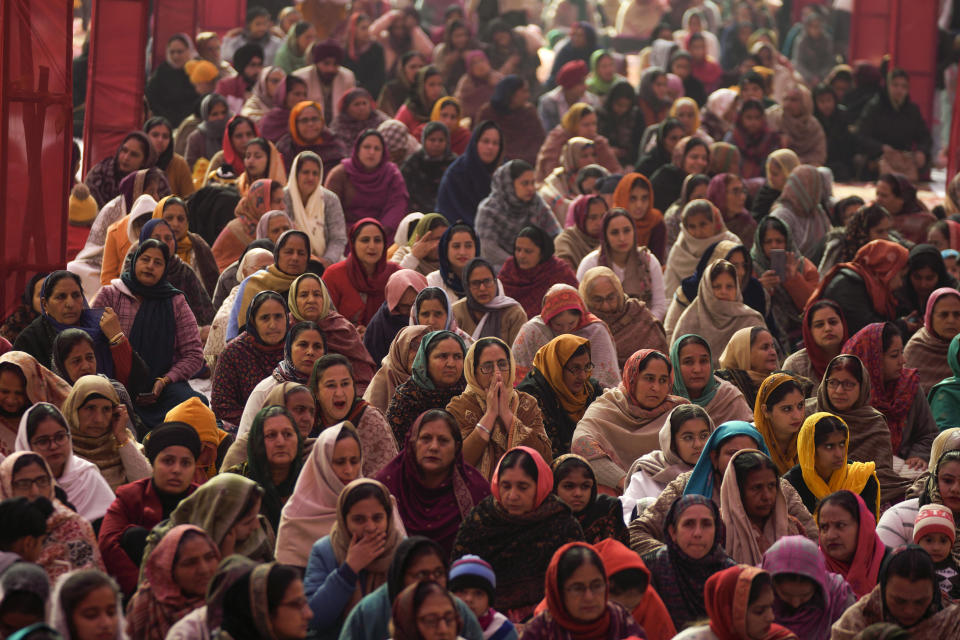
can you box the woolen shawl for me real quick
[720,449,793,565]
[704,565,797,640]
[753,373,801,474]
[817,491,886,598]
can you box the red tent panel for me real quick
[949,81,960,179]
[0,0,73,317]
[82,0,150,176]
[849,0,891,63]
[887,0,938,127]
[198,0,246,34]
[151,0,199,69]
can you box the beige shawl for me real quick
[362,325,432,413]
[904,326,953,394]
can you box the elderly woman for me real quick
[905,287,960,393]
[282,150,348,268]
[538,136,597,222]
[768,165,832,259]
[555,194,606,271]
[375,409,490,556]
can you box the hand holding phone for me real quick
[770,249,787,280]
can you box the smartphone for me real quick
[770,249,786,280]
[136,392,156,406]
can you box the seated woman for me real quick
[409,287,473,347]
[538,137,597,223]
[98,422,200,595]
[612,173,669,264]
[720,449,808,565]
[0,272,45,344]
[875,173,937,245]
[517,335,603,458]
[363,325,432,413]
[436,121,504,227]
[807,354,912,505]
[184,93,231,169]
[276,422,363,567]
[98,192,161,288]
[705,173,756,250]
[573,349,689,491]
[394,65,446,135]
[499,227,579,319]
[213,291,289,430]
[425,223,479,302]
[302,478,404,637]
[147,195,219,295]
[390,215,451,277]
[322,218,401,330]
[818,203,895,276]
[401,122,457,213]
[641,495,735,632]
[376,409,489,556]
[276,100,347,173]
[323,131,408,240]
[283,150,349,269]
[896,245,958,328]
[453,446,583,621]
[126,524,221,640]
[844,322,937,475]
[768,165,832,259]
[224,406,303,532]
[782,300,848,382]
[715,327,782,409]
[726,99,780,179]
[288,273,376,390]
[523,542,644,640]
[579,266,667,371]
[597,80,644,168]
[143,473,273,565]
[555,194,606,271]
[204,117,286,189]
[535,103,621,186]
[673,565,797,640]
[751,148,800,221]
[930,334,960,431]
[61,376,151,491]
[577,208,667,321]
[330,88,389,154]
[663,198,741,295]
[427,97,470,154]
[84,130,157,208]
[217,562,313,640]
[650,136,711,215]
[552,455,629,546]
[451,258,528,345]
[785,412,880,518]
[212,179,286,271]
[905,287,960,393]
[636,119,684,180]
[14,402,115,522]
[0,451,103,583]
[670,334,753,425]
[817,490,889,601]
[362,270,427,366]
[511,284,620,388]
[753,373,807,475]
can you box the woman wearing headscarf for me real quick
[573,349,689,490]
[712,327,782,411]
[767,165,831,259]
[706,173,756,250]
[875,172,936,244]
[126,524,220,640]
[84,131,158,209]
[701,90,739,143]
[341,13,386,99]
[322,218,401,329]
[546,22,599,87]
[204,115,286,188]
[577,208,667,319]
[425,96,470,154]
[330,88,389,153]
[635,117,682,179]
[0,351,68,458]
[634,67,673,128]
[363,326,431,415]
[664,199,741,295]
[392,64,445,133]
[475,76,544,165]
[451,258,528,345]
[436,121,504,227]
[707,141,742,178]
[499,228,579,319]
[555,194,606,271]
[144,34,199,128]
[511,284,620,388]
[184,94,231,173]
[750,148,800,222]
[810,239,910,335]
[274,20,315,73]
[727,100,779,180]
[535,103,621,185]
[782,300,848,382]
[276,100,347,174]
[551,455,629,546]
[597,80,645,168]
[425,223,480,302]
[143,116,194,198]
[669,334,754,427]
[896,245,958,325]
[0,273,45,344]
[904,287,960,393]
[98,192,160,286]
[664,173,711,255]
[400,122,456,212]
[211,178,285,270]
[240,66,287,124]
[765,86,826,168]
[323,130,408,240]
[752,373,809,475]
[213,562,313,640]
[538,136,597,223]
[259,76,308,143]
[91,239,205,427]
[929,334,960,430]
[377,49,425,116]
[390,213,450,277]
[282,152,348,268]
[650,136,711,215]
[363,269,428,366]
[146,195,218,295]
[640,494,735,631]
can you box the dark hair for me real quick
[883,546,936,594]
[568,342,591,363]
[236,484,265,527]
[245,136,271,157]
[557,545,606,592]
[609,568,648,595]
[825,355,862,384]
[748,571,773,604]
[11,453,49,477]
[406,582,462,631]
[739,99,766,118]
[472,338,509,374]
[228,115,258,144]
[881,322,903,352]
[266,564,302,615]
[246,6,270,22]
[816,489,860,523]
[161,196,186,214]
[58,570,120,637]
[813,415,848,447]
[291,20,313,38]
[0,593,47,628]
[0,497,52,548]
[552,455,594,489]
[708,260,738,286]
[508,159,533,180]
[285,75,306,95]
[888,68,910,84]
[414,287,449,318]
[833,195,865,222]
[173,529,214,568]
[287,320,327,354]
[297,153,322,175]
[657,118,683,150]
[498,448,538,482]
[740,72,766,91]
[138,238,170,265]
[806,299,843,328]
[763,379,802,409]
[576,168,609,194]
[52,328,95,384]
[681,198,715,224]
[42,270,83,300]
[25,404,68,444]
[602,208,635,243]
[168,33,191,47]
[669,404,711,442]
[341,482,391,520]
[415,409,463,454]
[757,216,789,246]
[677,334,710,358]
[637,350,672,375]
[335,424,361,444]
[308,353,354,392]
[733,451,778,492]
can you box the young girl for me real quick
[449,555,518,640]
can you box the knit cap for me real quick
[185,59,219,84]
[914,504,956,543]
[448,555,496,602]
[69,184,98,225]
[144,421,202,463]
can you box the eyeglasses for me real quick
[589,293,620,307]
[11,475,51,492]
[296,116,322,125]
[468,277,494,289]
[407,568,447,582]
[564,362,595,376]
[30,432,69,449]
[417,612,458,630]
[826,379,857,391]
[564,580,606,597]
[478,359,511,375]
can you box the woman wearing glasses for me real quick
[516,335,603,458]
[445,338,551,480]
[451,258,527,347]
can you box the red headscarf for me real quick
[612,173,663,248]
[345,218,401,319]
[222,115,260,173]
[809,239,909,320]
[705,565,796,640]
[491,446,553,508]
[801,300,849,381]
[946,219,960,250]
[539,284,601,330]
[843,322,920,451]
[816,491,886,598]
[622,349,672,405]
[924,287,960,335]
[543,542,612,640]
[564,194,606,233]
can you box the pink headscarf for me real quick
[384,269,428,312]
[491,446,554,509]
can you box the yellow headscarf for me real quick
[152,195,193,263]
[288,273,333,322]
[561,102,594,135]
[533,335,593,422]
[797,411,879,519]
[764,148,800,184]
[669,97,702,135]
[753,372,800,474]
[429,96,462,131]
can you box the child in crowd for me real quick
[914,504,960,605]
[449,555,518,640]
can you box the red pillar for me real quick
[949,81,960,179]
[197,0,247,34]
[152,0,200,69]
[82,0,150,177]
[0,0,73,317]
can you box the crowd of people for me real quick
[4,0,960,639]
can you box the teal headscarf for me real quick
[670,334,720,407]
[683,421,769,497]
[410,330,467,391]
[928,333,960,431]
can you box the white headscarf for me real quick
[286,151,327,257]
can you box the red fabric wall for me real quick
[198,0,247,34]
[151,0,199,69]
[82,0,150,176]
[0,0,73,317]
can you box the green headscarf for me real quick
[410,330,467,391]
[585,50,621,97]
[407,213,449,247]
[670,334,720,406]
[928,333,960,431]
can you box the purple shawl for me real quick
[340,130,409,240]
[374,410,490,557]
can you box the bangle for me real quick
[109,333,124,345]
[474,422,491,437]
